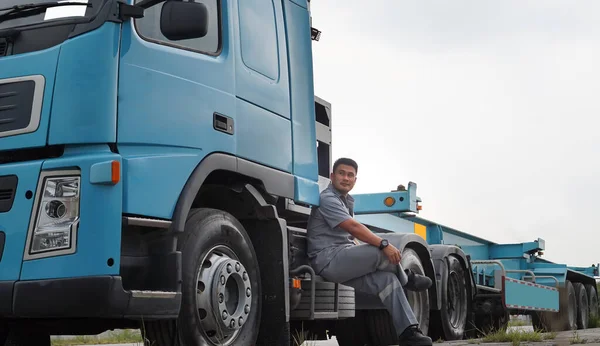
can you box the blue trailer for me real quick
[0,0,596,345]
[286,176,599,344]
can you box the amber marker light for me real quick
[111,160,120,184]
[384,196,395,207]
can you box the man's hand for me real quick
[383,244,401,264]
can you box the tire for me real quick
[144,208,261,346]
[574,282,589,329]
[402,248,430,336]
[364,247,430,345]
[335,309,371,346]
[585,284,598,320]
[532,280,577,332]
[438,255,469,340]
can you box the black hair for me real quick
[332,157,358,174]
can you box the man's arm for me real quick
[338,218,383,247]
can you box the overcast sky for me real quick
[309,1,600,267]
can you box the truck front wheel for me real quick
[144,208,262,346]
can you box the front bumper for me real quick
[0,275,180,319]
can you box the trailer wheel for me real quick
[532,280,577,332]
[438,255,469,340]
[585,284,598,320]
[574,282,589,329]
[144,208,261,346]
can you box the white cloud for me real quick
[310,0,600,267]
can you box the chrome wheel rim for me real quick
[195,245,252,345]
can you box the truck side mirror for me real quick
[160,1,208,41]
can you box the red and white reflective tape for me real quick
[504,277,558,291]
[506,304,558,312]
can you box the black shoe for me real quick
[399,325,432,346]
[404,269,432,292]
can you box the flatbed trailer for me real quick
[286,97,599,346]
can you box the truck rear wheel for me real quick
[144,208,261,346]
[574,282,589,329]
[437,255,468,340]
[402,248,430,336]
[585,284,598,320]
[532,280,577,332]
[364,247,430,345]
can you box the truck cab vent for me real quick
[0,189,12,200]
[0,175,17,213]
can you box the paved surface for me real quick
[57,326,600,346]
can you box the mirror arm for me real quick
[117,0,165,20]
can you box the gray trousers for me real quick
[317,236,419,336]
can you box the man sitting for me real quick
[307,157,433,346]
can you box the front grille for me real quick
[0,175,16,213]
[0,75,43,137]
[0,40,6,57]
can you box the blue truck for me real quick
[0,0,597,345]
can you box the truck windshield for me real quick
[0,0,103,31]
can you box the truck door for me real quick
[233,0,292,173]
[117,0,235,153]
[116,0,236,217]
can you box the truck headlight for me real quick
[25,171,81,259]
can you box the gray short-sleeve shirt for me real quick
[306,184,356,274]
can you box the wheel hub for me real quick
[196,248,252,345]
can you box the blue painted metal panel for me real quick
[504,277,559,312]
[117,0,236,152]
[489,240,545,259]
[0,161,42,281]
[528,262,568,288]
[283,0,318,185]
[355,214,414,234]
[406,215,495,246]
[236,99,292,173]
[20,145,122,280]
[0,46,59,151]
[294,176,319,206]
[48,22,120,145]
[90,161,116,185]
[459,245,489,260]
[118,145,203,219]
[353,183,420,215]
[235,0,290,119]
[117,1,240,219]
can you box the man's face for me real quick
[330,164,357,195]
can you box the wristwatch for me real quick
[379,239,389,250]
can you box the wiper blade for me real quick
[0,1,92,24]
